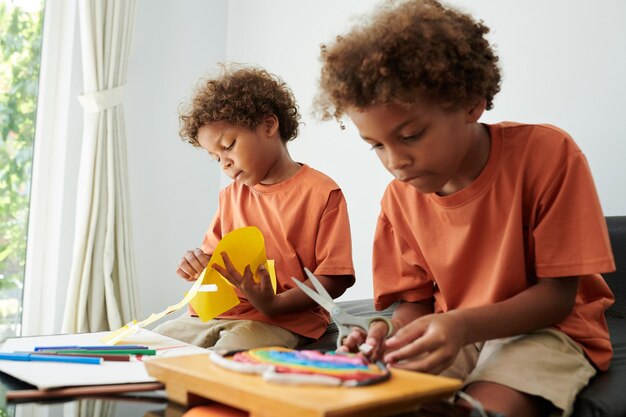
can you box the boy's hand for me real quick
[212,252,276,316]
[338,319,393,362]
[383,312,467,375]
[177,248,210,281]
[337,328,367,353]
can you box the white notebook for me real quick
[0,328,206,390]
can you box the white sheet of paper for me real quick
[0,329,207,390]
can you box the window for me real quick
[0,0,44,341]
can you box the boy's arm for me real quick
[454,276,578,345]
[384,276,578,374]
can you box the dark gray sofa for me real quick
[304,216,626,417]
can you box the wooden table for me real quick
[144,353,463,417]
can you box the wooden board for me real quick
[144,353,462,417]
[2,381,165,402]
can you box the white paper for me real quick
[0,329,208,390]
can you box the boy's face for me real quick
[346,99,488,196]
[197,119,283,186]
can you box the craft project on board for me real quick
[101,226,277,345]
[145,349,463,417]
[209,347,390,387]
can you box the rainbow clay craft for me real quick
[211,347,390,387]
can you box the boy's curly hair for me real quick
[315,0,501,122]
[180,64,301,146]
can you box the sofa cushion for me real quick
[572,316,626,417]
[603,216,626,319]
[572,216,626,417]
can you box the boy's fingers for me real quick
[385,320,427,349]
[243,265,254,281]
[219,251,234,268]
[365,320,391,347]
[177,259,192,277]
[257,264,271,290]
[179,260,202,280]
[219,252,243,284]
[384,331,440,365]
[176,267,195,281]
[387,347,450,375]
[239,265,259,293]
[181,250,204,278]
[341,331,363,352]
[193,248,210,267]
[211,263,238,286]
[384,341,421,364]
[211,253,244,287]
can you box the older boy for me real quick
[315,1,615,416]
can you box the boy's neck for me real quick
[438,123,491,196]
[259,149,301,185]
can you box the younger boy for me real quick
[155,65,355,352]
[315,1,615,416]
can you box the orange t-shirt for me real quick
[198,164,355,339]
[373,122,615,370]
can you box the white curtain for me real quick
[62,0,139,333]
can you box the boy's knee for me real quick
[463,382,553,417]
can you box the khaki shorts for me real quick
[441,328,596,417]
[152,313,300,353]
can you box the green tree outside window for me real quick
[0,0,44,341]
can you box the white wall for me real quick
[124,0,228,318]
[54,0,625,329]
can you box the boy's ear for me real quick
[261,114,280,138]
[466,98,487,122]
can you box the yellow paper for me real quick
[190,226,276,322]
[267,259,277,293]
[189,269,240,321]
[102,226,276,343]
[211,226,268,278]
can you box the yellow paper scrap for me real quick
[100,263,208,344]
[100,320,139,345]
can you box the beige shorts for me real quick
[440,328,596,417]
[152,313,300,353]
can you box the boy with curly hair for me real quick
[316,1,615,416]
[155,65,355,352]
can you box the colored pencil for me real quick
[40,349,156,355]
[23,351,133,362]
[34,345,148,351]
[0,352,102,365]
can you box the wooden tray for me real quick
[144,353,462,417]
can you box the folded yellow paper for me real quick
[191,226,277,321]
